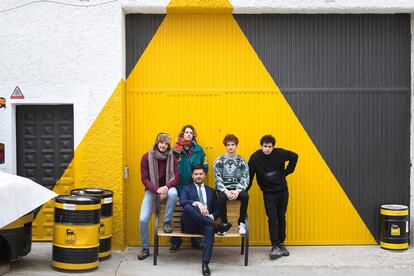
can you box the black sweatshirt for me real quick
[248,148,298,193]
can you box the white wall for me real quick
[0,0,125,173]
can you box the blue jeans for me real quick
[139,188,178,250]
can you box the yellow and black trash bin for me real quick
[380,204,409,250]
[0,213,33,261]
[71,188,113,260]
[52,195,101,272]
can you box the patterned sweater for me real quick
[213,154,249,192]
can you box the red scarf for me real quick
[173,138,194,157]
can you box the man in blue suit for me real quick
[180,165,232,276]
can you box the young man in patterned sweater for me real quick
[213,134,249,235]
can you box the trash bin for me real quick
[52,195,100,272]
[380,204,409,250]
[71,188,113,260]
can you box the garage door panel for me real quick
[235,14,411,89]
[125,13,409,245]
[235,14,411,241]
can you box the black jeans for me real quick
[217,190,249,225]
[263,189,289,246]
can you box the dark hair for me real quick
[191,164,205,173]
[178,125,197,141]
[223,134,239,146]
[260,135,276,146]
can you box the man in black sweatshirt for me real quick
[248,135,298,260]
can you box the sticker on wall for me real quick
[10,86,25,99]
[0,97,6,108]
[0,143,4,164]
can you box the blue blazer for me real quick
[180,182,220,220]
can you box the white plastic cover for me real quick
[0,172,58,228]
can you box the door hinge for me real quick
[124,166,129,180]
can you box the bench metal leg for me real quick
[154,215,159,265]
[244,235,249,266]
[244,217,249,266]
[241,237,245,255]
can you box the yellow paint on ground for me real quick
[126,14,376,246]
[167,0,233,14]
[33,80,127,250]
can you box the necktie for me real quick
[197,185,205,205]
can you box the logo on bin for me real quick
[391,225,400,236]
[99,223,105,236]
[65,228,76,245]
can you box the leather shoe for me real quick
[202,262,211,276]
[218,222,232,233]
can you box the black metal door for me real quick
[16,105,74,190]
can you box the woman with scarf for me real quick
[138,133,179,260]
[169,125,208,253]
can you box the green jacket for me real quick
[174,144,208,195]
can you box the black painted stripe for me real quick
[99,237,112,253]
[101,203,113,217]
[54,208,100,225]
[126,14,166,78]
[52,246,99,264]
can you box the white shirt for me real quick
[192,182,214,220]
[193,182,207,206]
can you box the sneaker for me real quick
[137,248,150,260]
[238,222,246,235]
[269,246,283,260]
[279,243,289,256]
[169,244,180,253]
[163,221,173,233]
[218,231,227,236]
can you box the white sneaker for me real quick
[238,222,246,235]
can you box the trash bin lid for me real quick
[56,195,100,205]
[381,204,408,211]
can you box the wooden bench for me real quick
[153,200,249,266]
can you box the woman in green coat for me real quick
[170,125,208,252]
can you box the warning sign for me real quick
[10,86,25,99]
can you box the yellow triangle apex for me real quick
[167,0,233,14]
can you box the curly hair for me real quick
[223,134,239,146]
[178,125,197,141]
[260,134,276,146]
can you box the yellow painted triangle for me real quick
[33,80,126,249]
[126,14,376,244]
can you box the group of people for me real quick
[137,125,298,276]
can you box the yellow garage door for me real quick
[125,12,375,246]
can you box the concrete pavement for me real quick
[5,243,414,276]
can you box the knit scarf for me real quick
[173,138,196,158]
[148,145,175,211]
